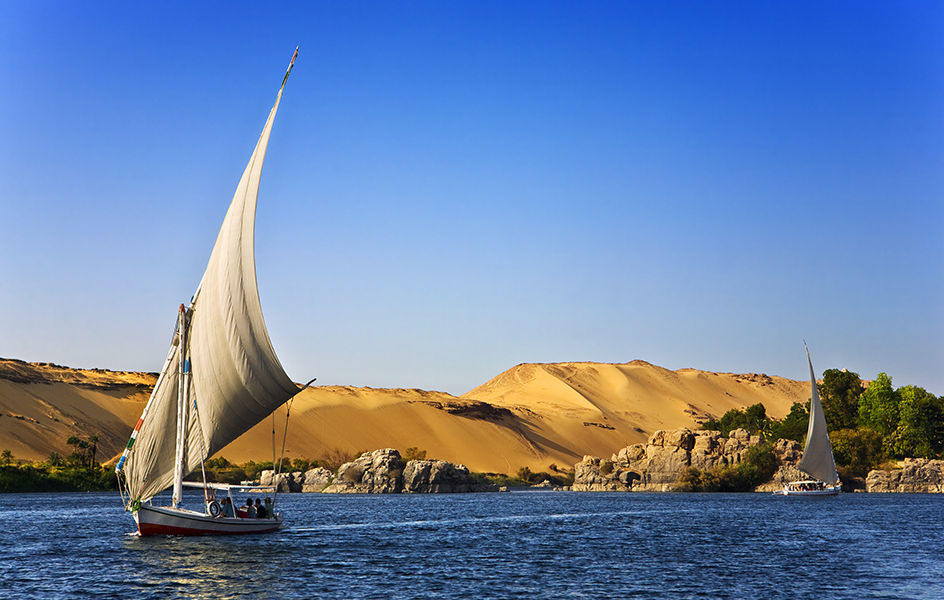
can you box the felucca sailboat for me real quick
[116,49,309,534]
[775,345,841,496]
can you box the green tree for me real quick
[704,403,769,437]
[742,444,778,481]
[678,467,720,492]
[86,435,99,467]
[889,386,944,459]
[47,452,63,466]
[676,445,777,492]
[831,428,883,477]
[858,373,900,436]
[206,456,232,469]
[743,404,769,436]
[403,447,427,462]
[0,449,12,466]
[292,457,312,472]
[818,369,864,431]
[768,402,809,444]
[66,436,90,467]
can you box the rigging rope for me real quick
[191,391,210,503]
[272,378,316,508]
[273,398,293,508]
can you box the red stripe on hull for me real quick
[137,521,282,536]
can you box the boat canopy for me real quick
[181,481,276,493]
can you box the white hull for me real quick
[773,482,841,496]
[133,503,283,536]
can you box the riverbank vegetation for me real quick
[196,449,363,484]
[0,446,117,493]
[677,445,779,492]
[701,368,944,480]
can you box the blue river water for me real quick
[0,490,941,599]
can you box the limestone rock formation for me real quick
[260,470,304,493]
[256,450,500,494]
[308,450,502,494]
[322,448,404,494]
[866,459,944,493]
[572,427,763,492]
[301,467,333,493]
[402,459,497,493]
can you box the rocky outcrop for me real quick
[0,358,153,390]
[753,439,804,493]
[322,449,404,494]
[402,459,497,493]
[260,467,332,492]
[866,459,944,493]
[258,451,499,493]
[301,467,333,493]
[260,470,305,493]
[572,427,764,492]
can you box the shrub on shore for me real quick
[676,444,778,493]
[473,467,575,489]
[0,445,118,493]
[0,462,117,493]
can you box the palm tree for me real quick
[87,435,99,467]
[1,449,12,466]
[66,436,81,466]
[47,452,62,466]
[66,436,89,467]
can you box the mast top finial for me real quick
[281,47,299,89]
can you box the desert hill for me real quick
[0,359,155,465]
[0,358,811,474]
[458,361,807,470]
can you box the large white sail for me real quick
[796,347,839,485]
[120,52,299,502]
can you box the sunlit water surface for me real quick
[1,491,942,599]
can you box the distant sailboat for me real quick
[115,48,308,534]
[775,345,841,496]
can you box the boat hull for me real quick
[133,503,283,536]
[773,484,841,496]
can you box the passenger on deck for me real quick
[265,497,273,518]
[255,498,267,519]
[244,498,257,518]
[222,497,235,518]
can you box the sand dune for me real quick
[0,358,811,474]
[459,361,807,470]
[0,359,155,463]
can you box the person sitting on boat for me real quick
[222,497,235,518]
[265,497,273,518]
[244,498,257,518]
[255,498,267,519]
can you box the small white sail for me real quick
[796,347,839,485]
[120,51,299,503]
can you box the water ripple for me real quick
[1,491,942,599]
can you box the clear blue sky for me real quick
[2,2,942,396]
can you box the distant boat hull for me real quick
[133,503,283,536]
[773,481,841,496]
